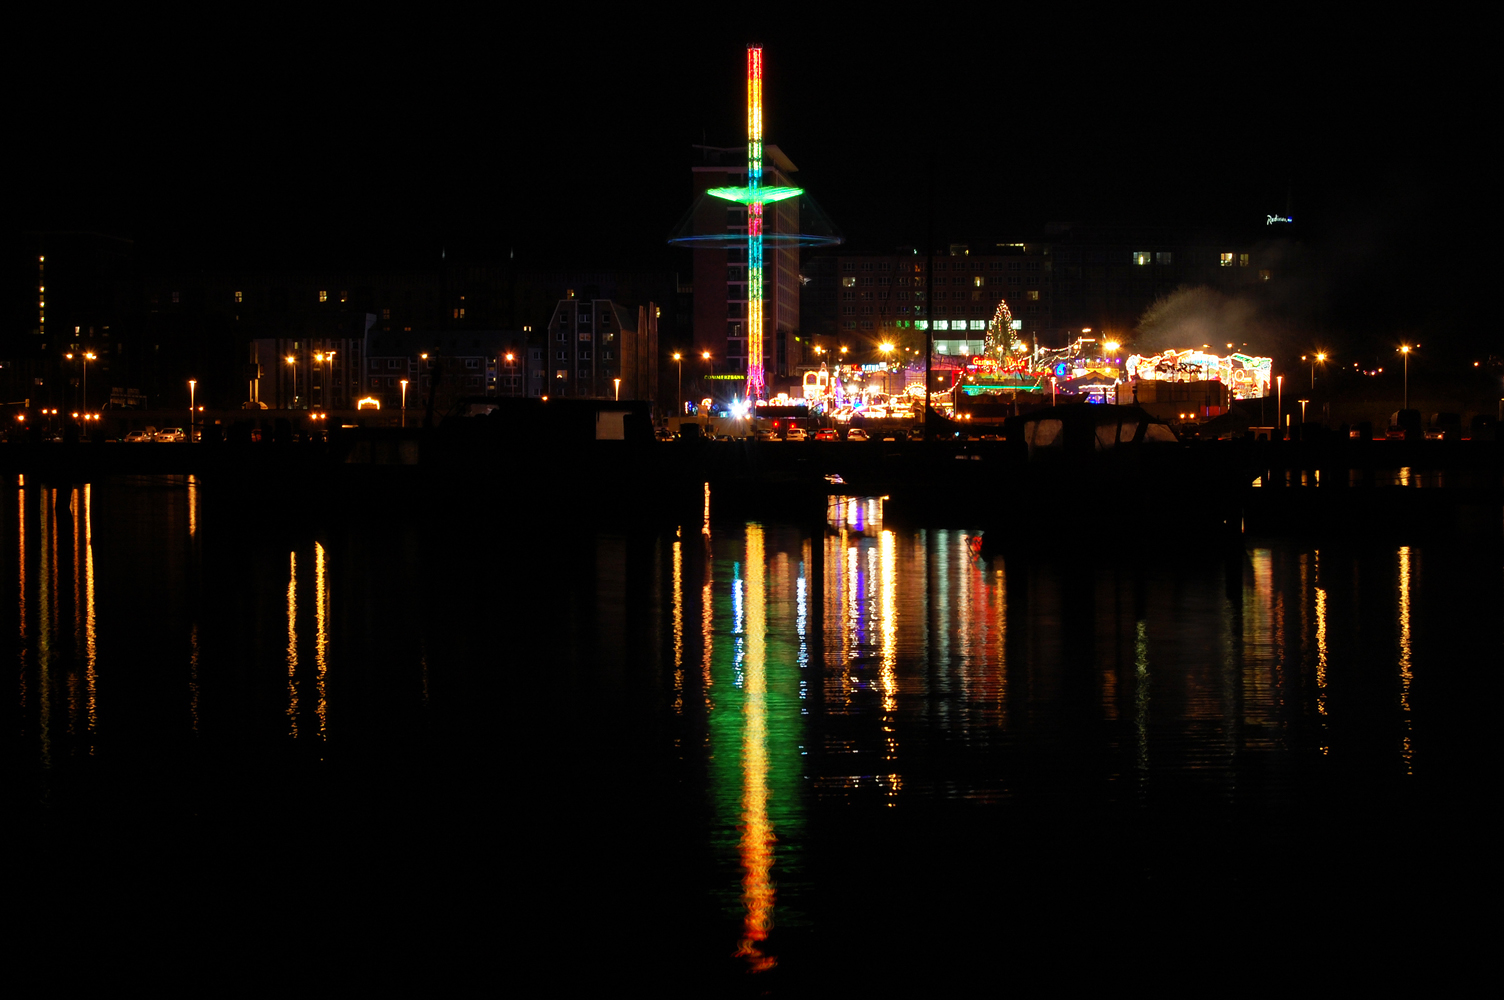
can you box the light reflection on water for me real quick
[8,478,1496,980]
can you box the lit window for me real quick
[842,276,856,287]
[382,308,390,319]
[1133,251,1151,265]
[1219,253,1234,266]
[340,290,348,302]
[1027,290,1040,301]
[319,290,328,301]
[1259,269,1272,281]
[1239,254,1250,267]
[234,291,243,303]
[974,276,984,287]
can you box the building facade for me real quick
[541,296,658,401]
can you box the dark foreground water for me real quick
[6,476,1498,990]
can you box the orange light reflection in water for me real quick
[672,535,684,715]
[287,552,298,738]
[17,485,27,715]
[1398,546,1413,773]
[70,490,82,738]
[315,541,329,744]
[734,524,775,973]
[83,486,96,748]
[1314,551,1329,754]
[187,474,198,538]
[879,530,899,802]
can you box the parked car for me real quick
[846,428,870,442]
[755,429,780,442]
[156,427,186,442]
[784,427,807,442]
[124,430,152,443]
[814,428,839,441]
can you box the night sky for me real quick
[10,14,1489,352]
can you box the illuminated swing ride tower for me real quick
[668,46,840,403]
[704,47,802,401]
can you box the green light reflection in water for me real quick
[705,522,807,972]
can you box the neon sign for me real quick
[1267,214,1293,225]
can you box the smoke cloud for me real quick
[1134,285,1275,357]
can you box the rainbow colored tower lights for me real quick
[746,46,765,401]
[683,46,837,401]
[704,46,803,402]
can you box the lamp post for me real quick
[614,377,621,401]
[189,380,196,440]
[505,352,516,397]
[1400,345,1411,410]
[1276,375,1283,438]
[400,379,408,428]
[1299,398,1308,424]
[672,352,683,414]
[285,355,298,409]
[81,352,95,412]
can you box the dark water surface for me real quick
[7,476,1497,989]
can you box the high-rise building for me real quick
[687,144,802,384]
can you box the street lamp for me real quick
[189,380,196,440]
[614,377,621,401]
[672,352,683,414]
[286,355,298,409]
[1299,399,1308,424]
[315,350,335,408]
[1399,345,1411,410]
[505,352,516,397]
[400,379,408,427]
[1276,375,1283,437]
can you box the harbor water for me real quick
[7,475,1496,990]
